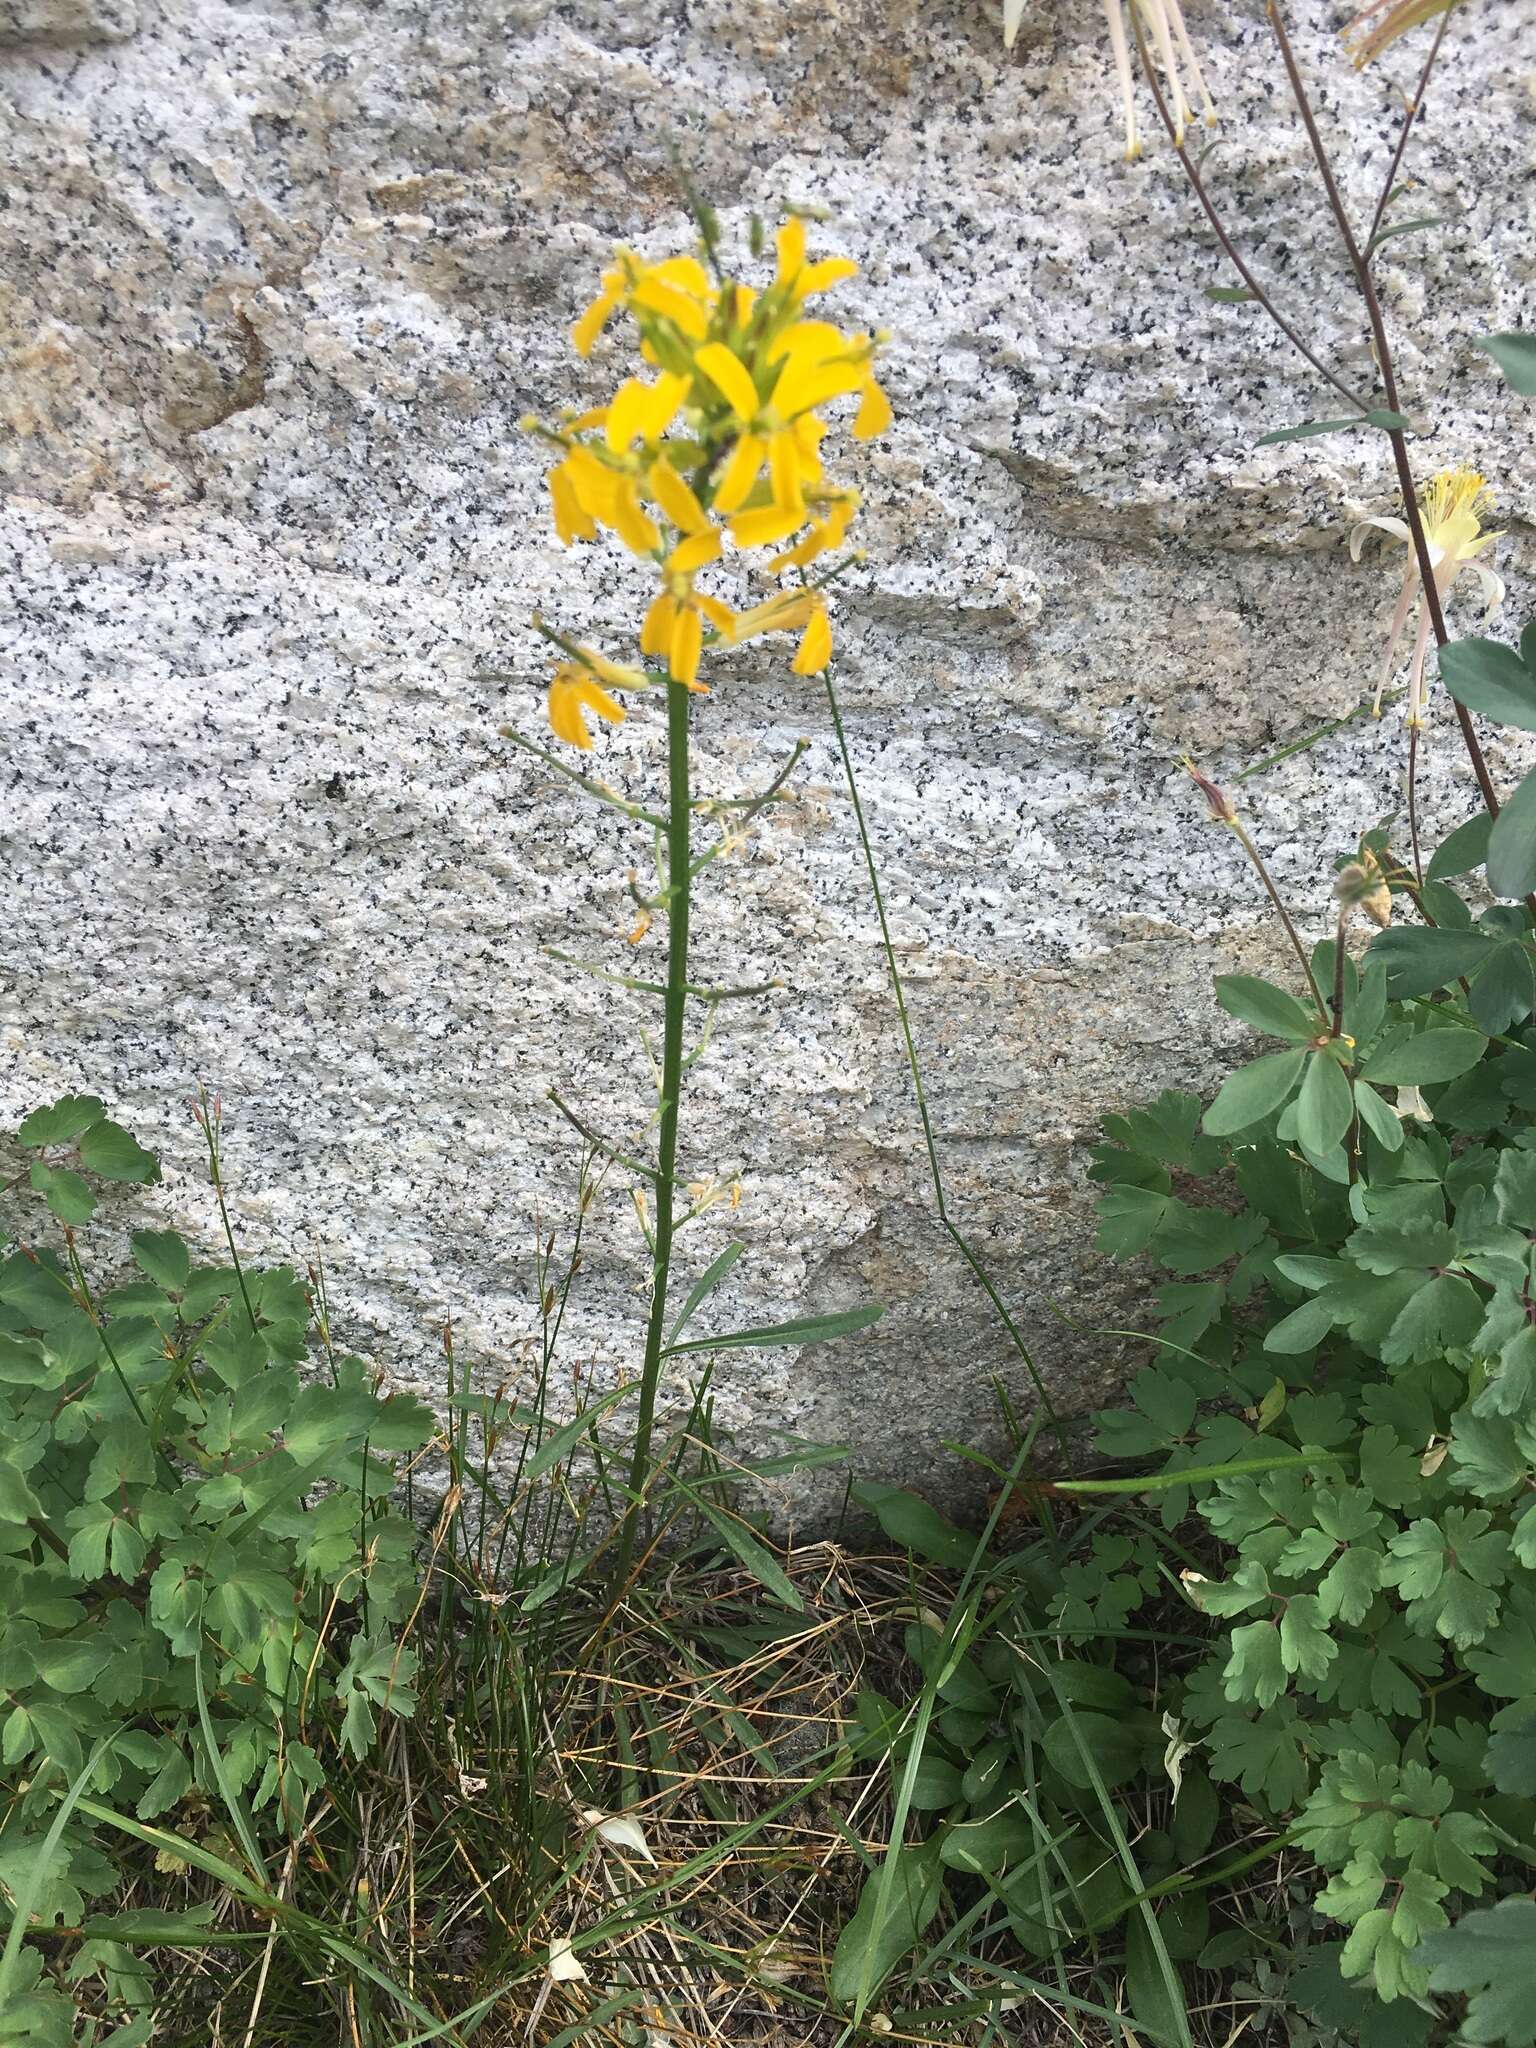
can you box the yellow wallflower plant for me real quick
[1351,466,1505,729]
[516,212,891,1570]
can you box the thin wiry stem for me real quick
[1365,9,1454,253]
[1130,11,1373,415]
[1265,1,1507,828]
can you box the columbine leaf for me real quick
[1488,765,1536,901]
[1203,1048,1307,1135]
[1425,810,1493,883]
[1296,1052,1353,1157]
[1368,924,1494,995]
[77,1118,161,1183]
[1420,1898,1536,2045]
[1440,637,1536,731]
[1214,974,1320,1041]
[16,1095,106,1147]
[1476,330,1536,397]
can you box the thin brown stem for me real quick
[1131,11,1372,414]
[1365,10,1453,253]
[1265,2,1508,830]
[1231,818,1329,1018]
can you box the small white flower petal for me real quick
[1002,0,1027,48]
[548,1938,588,1983]
[591,1811,657,1864]
[1350,514,1410,562]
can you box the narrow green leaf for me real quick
[675,1482,804,1613]
[852,1481,977,1568]
[666,1242,745,1345]
[1205,285,1256,303]
[1056,1451,1319,1494]
[665,1303,882,1355]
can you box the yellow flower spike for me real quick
[548,664,627,748]
[693,342,762,424]
[854,376,894,441]
[790,602,834,676]
[711,434,769,513]
[647,456,711,535]
[665,528,723,576]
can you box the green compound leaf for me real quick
[1420,1897,1536,2044]
[1368,924,1494,995]
[16,1095,106,1148]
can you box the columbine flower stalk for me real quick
[1351,466,1505,728]
[1004,0,1216,157]
[524,215,890,1571]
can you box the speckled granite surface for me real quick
[3,0,1534,1512]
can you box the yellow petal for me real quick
[693,342,761,424]
[549,463,596,544]
[730,504,805,549]
[799,256,858,295]
[564,446,621,521]
[648,456,710,534]
[651,254,713,299]
[766,319,848,368]
[711,434,767,513]
[611,481,662,556]
[768,430,804,518]
[665,527,722,575]
[853,376,893,440]
[696,594,736,633]
[771,356,865,417]
[641,590,676,657]
[548,669,625,748]
[769,526,826,574]
[790,604,833,676]
[669,604,704,688]
[775,216,806,289]
[639,370,691,443]
[632,275,709,340]
[571,291,617,358]
[575,643,648,690]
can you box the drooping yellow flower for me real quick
[1004,0,1216,159]
[547,664,629,750]
[1343,0,1463,67]
[532,215,890,742]
[1351,467,1505,729]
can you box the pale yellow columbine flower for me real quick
[1003,0,1215,158]
[1351,467,1505,728]
[1344,0,1463,67]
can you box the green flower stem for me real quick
[618,677,693,1580]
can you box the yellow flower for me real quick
[1351,467,1505,728]
[533,215,887,739]
[547,664,628,749]
[1343,0,1462,67]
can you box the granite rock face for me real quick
[3,0,1534,1514]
